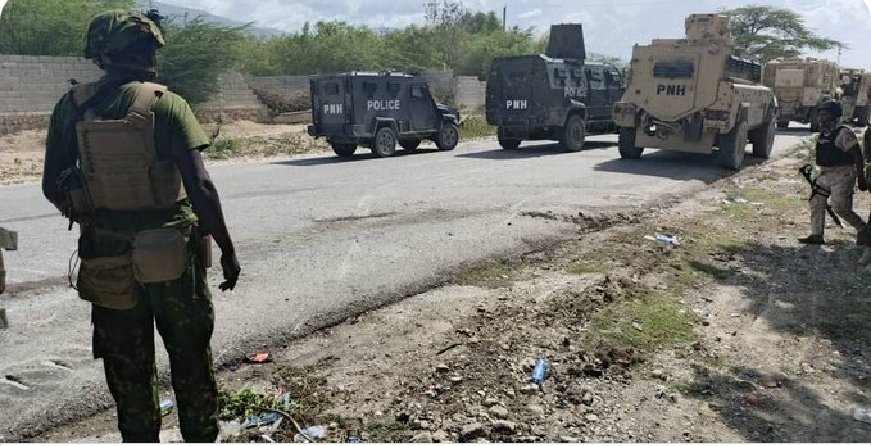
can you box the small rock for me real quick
[520,384,539,394]
[449,375,464,383]
[483,398,500,408]
[651,369,667,381]
[528,405,545,416]
[655,386,666,399]
[459,423,487,442]
[585,414,599,422]
[669,393,679,403]
[581,392,595,406]
[432,429,450,443]
[412,432,434,443]
[506,389,515,397]
[492,420,517,433]
[761,379,780,389]
[560,436,579,442]
[488,406,509,419]
[435,363,450,373]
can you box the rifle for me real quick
[799,164,843,228]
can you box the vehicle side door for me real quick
[409,82,439,132]
[605,67,625,107]
[585,65,609,121]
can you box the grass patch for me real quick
[210,137,244,159]
[460,114,496,140]
[565,260,608,275]
[588,292,697,352]
[452,261,522,289]
[217,388,283,420]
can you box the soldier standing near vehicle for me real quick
[799,101,868,246]
[861,125,871,264]
[41,10,241,442]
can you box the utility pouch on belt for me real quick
[132,228,187,283]
[78,254,138,310]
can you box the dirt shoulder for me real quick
[42,141,871,443]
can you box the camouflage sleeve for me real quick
[154,92,210,154]
[42,93,77,209]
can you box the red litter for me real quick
[246,353,273,364]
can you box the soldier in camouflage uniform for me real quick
[861,125,871,265]
[799,101,868,248]
[41,10,241,443]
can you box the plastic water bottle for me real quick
[532,358,548,384]
[853,407,871,424]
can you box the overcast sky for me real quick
[0,0,869,67]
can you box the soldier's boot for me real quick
[798,234,825,245]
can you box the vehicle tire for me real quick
[331,143,356,158]
[560,114,586,152]
[717,120,748,170]
[618,127,643,159]
[809,109,820,132]
[749,117,775,159]
[776,120,789,130]
[401,140,421,152]
[857,106,870,127]
[372,127,398,157]
[497,128,521,150]
[435,122,459,151]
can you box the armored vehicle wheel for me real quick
[776,121,789,129]
[401,140,421,151]
[560,114,586,152]
[749,118,775,159]
[717,120,748,170]
[499,138,521,150]
[618,127,643,159]
[809,110,820,132]
[857,107,870,127]
[372,127,398,157]
[435,123,459,151]
[331,143,357,157]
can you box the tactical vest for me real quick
[816,125,854,167]
[73,82,186,212]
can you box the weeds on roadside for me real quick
[460,115,496,140]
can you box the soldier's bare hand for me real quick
[219,251,241,291]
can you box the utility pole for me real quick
[503,5,507,31]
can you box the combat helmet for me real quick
[817,100,843,118]
[84,10,165,73]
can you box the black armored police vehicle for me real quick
[485,24,625,151]
[308,72,461,158]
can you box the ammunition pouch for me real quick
[78,254,138,310]
[131,228,187,283]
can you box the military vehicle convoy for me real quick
[308,72,460,158]
[840,68,871,126]
[485,24,625,152]
[613,13,777,170]
[762,58,840,131]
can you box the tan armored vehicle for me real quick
[763,57,840,131]
[840,68,871,126]
[613,13,777,170]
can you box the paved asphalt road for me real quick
[0,131,807,438]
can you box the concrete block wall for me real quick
[0,54,102,114]
[453,76,487,111]
[247,75,311,95]
[195,71,268,120]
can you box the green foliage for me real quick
[458,115,496,139]
[157,18,249,103]
[217,388,281,420]
[0,0,135,56]
[722,5,840,61]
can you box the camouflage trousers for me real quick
[91,251,218,443]
[810,166,866,237]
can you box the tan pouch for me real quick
[132,228,187,283]
[77,254,138,310]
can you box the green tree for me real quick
[157,18,250,103]
[722,5,840,61]
[0,0,135,56]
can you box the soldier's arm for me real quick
[838,128,867,188]
[42,95,76,213]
